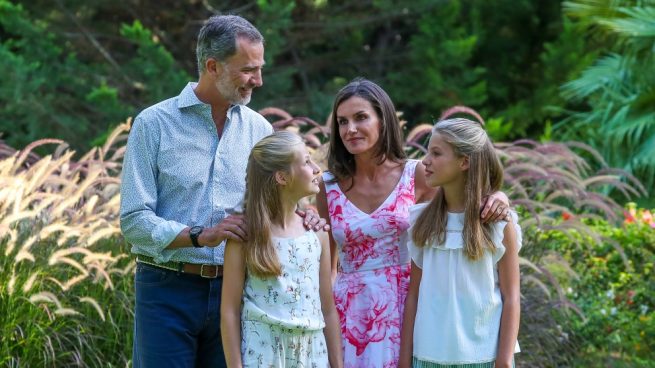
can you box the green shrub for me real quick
[537,207,655,366]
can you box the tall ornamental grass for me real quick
[0,121,133,367]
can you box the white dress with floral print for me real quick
[323,160,419,368]
[241,231,329,367]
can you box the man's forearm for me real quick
[165,227,192,249]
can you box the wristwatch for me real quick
[189,226,204,248]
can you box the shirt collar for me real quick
[177,82,204,109]
[177,82,243,115]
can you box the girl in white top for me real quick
[221,131,343,368]
[399,118,521,368]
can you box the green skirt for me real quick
[412,357,515,368]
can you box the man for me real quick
[120,15,321,367]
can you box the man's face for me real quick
[215,37,264,105]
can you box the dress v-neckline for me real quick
[336,162,408,216]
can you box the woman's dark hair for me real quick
[327,78,406,187]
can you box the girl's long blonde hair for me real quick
[411,118,504,260]
[244,131,303,277]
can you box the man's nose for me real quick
[251,69,263,87]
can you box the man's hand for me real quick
[481,192,511,223]
[200,214,247,246]
[297,207,330,232]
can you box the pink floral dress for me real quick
[323,160,419,368]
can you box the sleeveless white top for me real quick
[241,231,325,331]
[407,203,522,364]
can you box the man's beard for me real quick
[216,75,251,105]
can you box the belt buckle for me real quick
[200,264,218,278]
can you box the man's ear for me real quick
[460,156,470,171]
[275,171,288,186]
[205,58,223,77]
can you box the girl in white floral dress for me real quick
[221,131,343,368]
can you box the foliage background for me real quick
[1,0,654,367]
[1,0,570,142]
[3,0,652,203]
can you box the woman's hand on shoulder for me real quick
[481,191,511,223]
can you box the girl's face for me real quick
[285,144,322,197]
[336,96,381,156]
[422,132,468,187]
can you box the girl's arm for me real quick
[220,240,247,368]
[317,181,339,284]
[399,261,422,368]
[496,221,521,368]
[317,230,343,368]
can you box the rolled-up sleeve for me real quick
[119,115,186,261]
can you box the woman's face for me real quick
[335,96,381,156]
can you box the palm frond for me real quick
[563,0,625,22]
[561,53,631,100]
[599,6,655,37]
[556,1,655,190]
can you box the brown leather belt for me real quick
[136,255,223,278]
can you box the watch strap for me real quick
[190,226,203,248]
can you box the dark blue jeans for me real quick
[133,262,226,368]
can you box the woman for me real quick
[316,78,509,367]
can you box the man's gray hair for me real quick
[196,15,264,75]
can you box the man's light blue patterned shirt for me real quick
[120,82,273,265]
